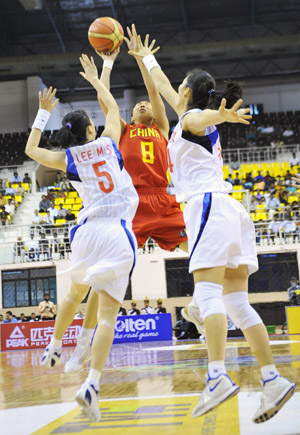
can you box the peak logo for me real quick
[6,326,29,348]
[115,317,156,333]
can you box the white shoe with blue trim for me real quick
[41,344,62,368]
[253,375,296,423]
[64,336,91,373]
[181,304,205,337]
[192,373,239,418]
[76,380,100,422]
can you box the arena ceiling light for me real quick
[19,0,43,10]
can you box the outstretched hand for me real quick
[218,99,252,125]
[127,27,160,58]
[39,87,59,112]
[79,54,98,83]
[95,47,120,62]
[124,24,141,53]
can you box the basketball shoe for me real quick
[192,373,240,418]
[41,343,62,368]
[64,336,91,373]
[76,380,100,422]
[253,375,296,423]
[181,303,205,337]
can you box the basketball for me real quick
[88,17,124,53]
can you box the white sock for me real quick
[87,368,101,388]
[50,337,62,349]
[208,360,226,378]
[261,364,279,381]
[81,327,95,342]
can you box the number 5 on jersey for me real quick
[92,161,114,193]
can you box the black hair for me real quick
[6,311,13,315]
[185,69,242,110]
[49,110,92,149]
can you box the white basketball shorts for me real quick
[184,192,258,276]
[69,218,136,303]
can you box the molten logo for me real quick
[115,318,156,333]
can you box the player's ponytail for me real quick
[49,110,92,149]
[186,69,243,111]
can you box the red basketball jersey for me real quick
[119,122,168,189]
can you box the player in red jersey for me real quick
[64,26,204,374]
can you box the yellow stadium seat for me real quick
[11,183,19,190]
[281,162,291,173]
[232,192,243,201]
[233,185,242,190]
[21,183,30,192]
[15,195,22,203]
[72,203,82,211]
[65,198,75,205]
[54,219,65,225]
[73,210,79,217]
[288,196,298,204]
[54,197,64,205]
[250,163,259,172]
[250,213,257,221]
[68,191,78,198]
[256,204,266,210]
[256,212,268,221]
[75,197,82,204]
[240,164,250,173]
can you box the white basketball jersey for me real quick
[66,137,139,224]
[167,108,232,202]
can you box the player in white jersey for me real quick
[25,54,138,422]
[128,31,296,423]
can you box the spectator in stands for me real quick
[229,157,240,171]
[57,203,67,219]
[254,171,264,183]
[30,312,38,322]
[264,123,275,135]
[39,195,51,212]
[266,193,281,211]
[250,196,259,212]
[173,317,199,340]
[146,237,155,253]
[5,182,15,196]
[39,233,50,260]
[233,173,241,186]
[243,173,253,190]
[54,172,63,188]
[268,213,282,244]
[255,190,263,201]
[3,311,18,323]
[65,209,76,226]
[43,210,53,234]
[48,202,58,222]
[278,189,288,206]
[0,192,7,207]
[60,176,70,192]
[225,173,233,184]
[15,182,24,196]
[0,314,3,323]
[287,277,300,304]
[128,301,140,315]
[141,297,155,314]
[291,201,299,219]
[45,189,56,202]
[57,189,67,198]
[282,215,297,242]
[256,219,268,244]
[155,298,167,314]
[23,173,32,184]
[13,236,27,262]
[38,293,56,321]
[52,232,63,258]
[264,172,274,191]
[5,198,15,222]
[12,171,21,183]
[0,207,8,226]
[290,152,299,168]
[18,313,27,322]
[282,125,294,138]
[32,209,44,231]
[26,233,40,261]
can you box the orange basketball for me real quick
[88,17,124,53]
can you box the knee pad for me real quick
[194,281,226,320]
[223,291,262,330]
[97,305,118,329]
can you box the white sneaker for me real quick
[75,380,100,422]
[253,375,296,423]
[41,344,62,368]
[64,336,91,373]
[181,304,205,337]
[192,373,239,418]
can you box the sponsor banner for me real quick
[0,314,173,350]
[113,313,172,343]
[0,319,83,351]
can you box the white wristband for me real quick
[32,109,51,132]
[103,59,113,70]
[142,54,161,73]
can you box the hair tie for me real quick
[208,89,215,95]
[66,122,72,129]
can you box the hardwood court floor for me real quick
[0,335,299,435]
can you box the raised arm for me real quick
[25,88,66,171]
[128,35,179,115]
[125,25,169,139]
[79,54,121,145]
